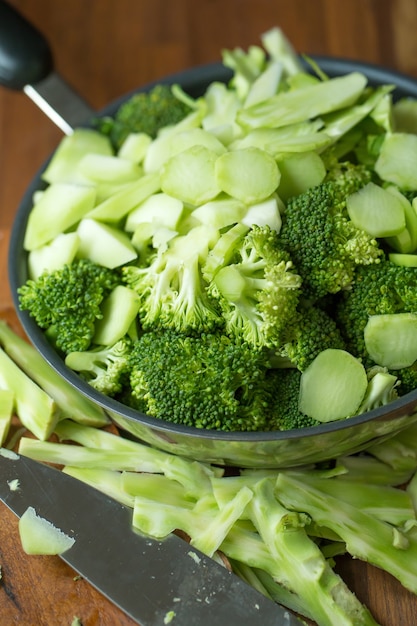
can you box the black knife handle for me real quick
[0,0,53,90]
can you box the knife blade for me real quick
[0,449,303,626]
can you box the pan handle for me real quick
[0,0,94,133]
[0,0,53,90]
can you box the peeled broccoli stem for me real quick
[0,321,108,427]
[277,472,417,595]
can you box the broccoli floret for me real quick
[265,368,320,431]
[335,259,417,362]
[280,303,346,372]
[18,259,120,354]
[208,225,302,350]
[95,84,192,149]
[65,337,133,397]
[128,330,271,431]
[278,179,383,300]
[122,225,223,334]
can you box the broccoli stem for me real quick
[277,472,417,594]
[0,389,13,445]
[0,321,109,428]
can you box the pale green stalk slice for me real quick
[41,128,113,184]
[193,196,246,230]
[125,192,183,232]
[93,285,140,346]
[277,151,326,201]
[346,181,406,238]
[161,145,220,205]
[375,132,417,190]
[86,172,161,223]
[77,153,142,184]
[24,183,96,251]
[237,72,368,130]
[241,194,282,231]
[215,147,280,203]
[385,186,417,254]
[28,232,79,280]
[0,389,13,445]
[19,506,75,555]
[299,349,368,422]
[364,313,417,369]
[117,132,152,163]
[77,218,137,268]
[389,253,417,267]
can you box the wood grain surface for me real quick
[2,1,417,624]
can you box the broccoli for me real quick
[280,303,346,372]
[335,259,417,364]
[264,368,320,431]
[95,84,193,149]
[208,225,302,350]
[122,224,223,334]
[65,337,133,397]
[127,329,271,431]
[277,178,383,300]
[18,259,120,355]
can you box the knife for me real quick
[0,449,303,626]
[0,0,94,133]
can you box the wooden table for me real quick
[2,1,417,623]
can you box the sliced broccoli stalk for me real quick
[77,218,137,269]
[117,132,152,163]
[202,223,250,282]
[243,61,283,108]
[229,120,330,155]
[28,232,79,280]
[236,71,368,130]
[63,466,135,508]
[93,286,140,346]
[0,321,108,427]
[366,421,417,473]
[86,172,161,223]
[0,346,60,440]
[23,183,96,252]
[192,196,247,230]
[41,128,113,185]
[299,349,368,422]
[249,477,377,626]
[160,145,220,205]
[214,147,280,204]
[346,181,406,238]
[375,132,417,190]
[385,186,417,253]
[277,151,326,201]
[241,194,282,232]
[0,389,13,445]
[335,453,416,487]
[364,313,417,369]
[389,252,417,267]
[277,472,417,595]
[77,153,142,184]
[19,506,75,556]
[125,192,184,233]
[393,98,417,133]
[200,81,242,143]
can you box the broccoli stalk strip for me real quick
[277,472,417,595]
[247,478,378,626]
[277,180,383,300]
[127,330,271,431]
[18,259,120,355]
[209,225,302,350]
[334,453,416,487]
[65,337,132,397]
[0,321,108,427]
[123,225,223,334]
[366,421,417,473]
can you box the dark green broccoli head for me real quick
[128,330,271,431]
[209,225,302,350]
[96,84,192,149]
[278,181,383,300]
[18,259,119,354]
[335,259,417,362]
[265,368,320,431]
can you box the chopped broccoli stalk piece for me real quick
[65,337,132,396]
[160,145,220,205]
[277,472,417,595]
[299,349,368,422]
[277,151,326,201]
[18,259,120,355]
[77,218,137,269]
[28,232,79,281]
[0,389,13,445]
[358,370,399,413]
[19,506,75,556]
[0,321,108,427]
[63,466,135,508]
[0,346,59,440]
[346,182,406,238]
[95,84,193,149]
[128,330,271,431]
[367,422,417,473]
[93,286,140,347]
[384,186,417,254]
[209,225,302,349]
[364,313,417,369]
[375,132,417,190]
